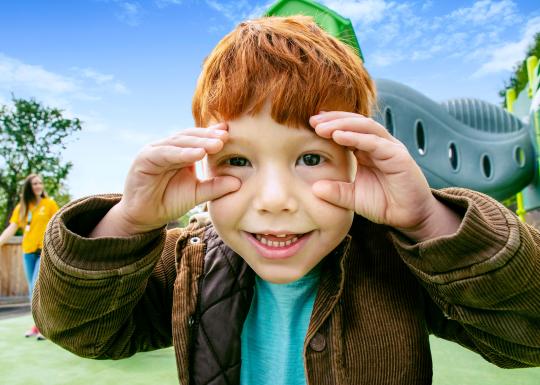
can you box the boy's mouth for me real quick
[246,231,313,259]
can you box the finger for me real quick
[151,124,229,147]
[152,135,225,155]
[176,123,229,137]
[310,110,363,126]
[195,176,241,204]
[312,180,355,211]
[138,146,206,173]
[312,116,394,142]
[331,131,398,161]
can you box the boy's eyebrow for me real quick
[222,136,253,147]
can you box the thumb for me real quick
[195,176,241,204]
[312,180,355,211]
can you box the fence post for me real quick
[0,236,28,300]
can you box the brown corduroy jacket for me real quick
[33,188,540,385]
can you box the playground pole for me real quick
[526,56,538,98]
[529,57,540,227]
[506,88,527,222]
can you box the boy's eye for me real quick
[227,157,250,167]
[297,154,323,166]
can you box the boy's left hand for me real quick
[309,111,462,242]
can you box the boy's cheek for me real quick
[301,166,354,185]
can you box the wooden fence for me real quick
[0,236,28,298]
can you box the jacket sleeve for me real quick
[32,194,183,360]
[389,187,540,368]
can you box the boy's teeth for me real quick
[255,233,300,247]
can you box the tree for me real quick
[0,96,82,228]
[499,32,540,105]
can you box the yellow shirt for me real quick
[10,197,59,253]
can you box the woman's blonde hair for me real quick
[192,15,376,128]
[18,174,47,223]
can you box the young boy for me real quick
[33,16,540,385]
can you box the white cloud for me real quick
[0,53,130,108]
[370,51,403,67]
[320,0,527,71]
[154,0,182,8]
[473,16,540,77]
[321,0,388,25]
[0,54,77,94]
[74,112,110,133]
[421,1,433,11]
[448,0,517,26]
[77,68,115,84]
[117,128,161,144]
[72,67,130,94]
[204,0,273,23]
[116,1,142,26]
[113,83,129,94]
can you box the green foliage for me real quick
[0,96,82,228]
[499,32,540,105]
[167,206,206,229]
[180,211,195,228]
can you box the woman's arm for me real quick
[0,222,18,246]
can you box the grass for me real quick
[1,314,539,384]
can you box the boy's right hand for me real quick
[90,123,241,237]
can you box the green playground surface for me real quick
[1,314,539,385]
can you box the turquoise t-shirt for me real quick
[240,267,320,385]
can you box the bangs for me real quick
[192,16,376,128]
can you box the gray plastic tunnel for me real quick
[372,79,535,201]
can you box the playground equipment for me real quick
[506,56,540,219]
[266,0,540,218]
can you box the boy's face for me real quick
[206,109,356,284]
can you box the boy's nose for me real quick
[252,168,299,214]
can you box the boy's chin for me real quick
[252,265,312,284]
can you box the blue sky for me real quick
[1,0,539,198]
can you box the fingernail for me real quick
[312,114,324,122]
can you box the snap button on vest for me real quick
[309,333,326,352]
[190,237,201,244]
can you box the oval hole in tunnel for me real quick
[448,142,458,171]
[384,107,394,135]
[481,154,493,179]
[415,120,426,155]
[514,146,525,168]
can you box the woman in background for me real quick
[0,174,58,340]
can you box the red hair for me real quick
[192,15,376,128]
